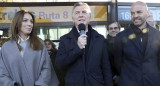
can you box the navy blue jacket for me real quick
[114,23,160,86]
[55,25,113,86]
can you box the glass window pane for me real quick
[92,25,107,38]
[49,27,57,40]
[37,27,46,40]
[57,27,71,40]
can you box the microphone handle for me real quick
[80,30,85,49]
[80,30,85,35]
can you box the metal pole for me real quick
[111,0,118,22]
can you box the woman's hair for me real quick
[44,39,57,50]
[10,10,43,51]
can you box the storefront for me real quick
[0,2,110,47]
[1,2,159,47]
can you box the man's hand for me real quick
[77,34,87,49]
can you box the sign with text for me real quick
[0,6,107,23]
[118,6,160,21]
[118,6,131,21]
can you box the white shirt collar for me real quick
[77,29,88,33]
[18,35,30,44]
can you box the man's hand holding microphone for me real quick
[77,23,87,49]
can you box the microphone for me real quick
[78,23,87,85]
[78,23,86,35]
[78,23,86,49]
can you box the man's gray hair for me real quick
[72,2,91,17]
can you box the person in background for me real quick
[44,39,65,86]
[44,39,57,59]
[114,1,160,86]
[146,16,158,29]
[106,21,121,86]
[0,10,59,86]
[146,16,159,30]
[55,2,113,86]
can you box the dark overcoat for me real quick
[114,23,160,86]
[55,25,113,86]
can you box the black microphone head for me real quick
[78,23,86,31]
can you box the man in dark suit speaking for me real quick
[55,2,113,86]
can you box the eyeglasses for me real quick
[109,27,119,30]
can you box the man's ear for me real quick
[147,10,150,17]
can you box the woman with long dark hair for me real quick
[0,10,58,86]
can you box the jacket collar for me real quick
[126,23,153,55]
[68,24,100,39]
